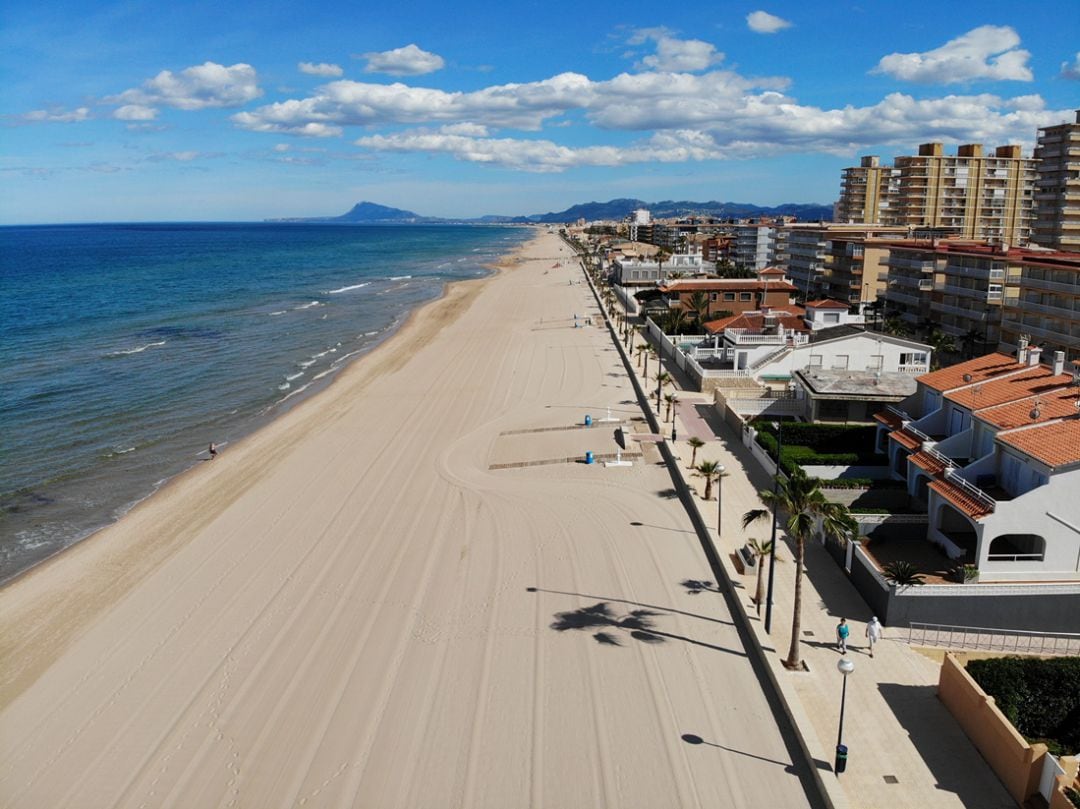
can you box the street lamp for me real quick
[716,463,726,538]
[764,420,784,634]
[835,657,855,775]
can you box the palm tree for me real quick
[655,248,671,280]
[742,468,857,671]
[688,291,710,325]
[655,371,672,412]
[636,344,647,368]
[927,330,957,369]
[687,436,705,467]
[664,392,678,422]
[644,345,657,379]
[883,317,911,338]
[694,460,723,501]
[747,537,776,616]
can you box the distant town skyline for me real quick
[3,0,1077,224]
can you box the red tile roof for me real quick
[889,429,922,451]
[909,451,948,477]
[804,299,850,309]
[758,266,787,276]
[977,386,1080,430]
[997,419,1080,468]
[874,410,903,430]
[944,367,1073,410]
[929,479,993,520]
[703,309,808,335]
[917,353,1022,392]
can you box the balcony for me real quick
[1019,277,1080,295]
[1012,298,1079,321]
[885,256,938,273]
[885,289,925,307]
[939,282,1003,301]
[999,319,1080,348]
[931,300,990,321]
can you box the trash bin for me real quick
[584,414,592,427]
[585,451,594,464]
[834,744,848,774]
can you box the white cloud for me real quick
[111,62,262,112]
[113,104,158,121]
[1061,53,1080,80]
[632,31,724,72]
[361,44,445,76]
[747,11,792,34]
[23,106,91,123]
[873,25,1033,84]
[299,62,343,77]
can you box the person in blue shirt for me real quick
[836,617,850,654]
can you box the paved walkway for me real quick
[623,322,1015,809]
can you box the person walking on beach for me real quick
[866,616,883,658]
[209,442,218,460]
[836,617,850,654]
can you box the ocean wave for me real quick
[299,359,317,368]
[106,340,166,357]
[269,310,287,316]
[285,371,304,381]
[364,331,379,336]
[295,301,323,310]
[327,282,370,294]
[277,381,290,391]
[389,275,412,281]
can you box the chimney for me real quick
[1053,351,1065,376]
[1018,335,1029,365]
[1027,345,1042,367]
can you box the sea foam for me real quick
[327,282,370,294]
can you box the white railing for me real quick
[924,445,958,469]
[897,364,929,374]
[887,405,914,421]
[749,344,792,370]
[942,467,997,512]
[906,622,1080,656]
[900,421,933,443]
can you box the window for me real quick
[740,292,752,301]
[866,355,884,371]
[723,292,735,301]
[710,292,718,301]
[824,312,840,323]
[832,355,849,370]
[808,355,823,367]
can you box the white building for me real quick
[613,253,715,286]
[732,225,774,272]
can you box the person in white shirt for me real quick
[866,616,883,658]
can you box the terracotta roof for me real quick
[917,352,1022,392]
[996,419,1080,468]
[702,311,809,335]
[929,479,993,520]
[661,279,797,292]
[909,451,948,477]
[874,410,903,430]
[758,266,787,276]
[804,299,850,309]
[977,386,1080,430]
[944,367,1073,410]
[889,429,922,451]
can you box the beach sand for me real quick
[0,232,813,808]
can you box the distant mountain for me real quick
[332,202,424,223]
[270,198,834,225]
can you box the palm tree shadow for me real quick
[680,578,720,595]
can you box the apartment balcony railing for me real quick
[898,364,930,374]
[725,328,809,346]
[939,282,1003,301]
[884,256,938,272]
[1011,299,1079,320]
[1018,277,1080,295]
[900,420,933,444]
[887,405,914,421]
[931,300,990,321]
[885,289,925,307]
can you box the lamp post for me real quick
[764,420,784,634]
[835,657,855,775]
[716,463,726,538]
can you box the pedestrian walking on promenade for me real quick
[836,617,850,654]
[866,616,883,658]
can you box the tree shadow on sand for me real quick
[549,601,746,657]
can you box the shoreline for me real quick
[0,229,533,592]
[0,231,535,703]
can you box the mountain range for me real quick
[272,198,834,225]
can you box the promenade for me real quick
[617,292,1015,808]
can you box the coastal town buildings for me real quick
[998,248,1080,357]
[732,224,775,272]
[877,345,1080,582]
[1031,110,1080,252]
[657,276,797,317]
[612,251,714,286]
[837,156,899,224]
[836,142,1037,246]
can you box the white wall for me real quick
[756,333,930,378]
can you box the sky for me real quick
[2,0,1077,224]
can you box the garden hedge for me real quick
[966,656,1080,755]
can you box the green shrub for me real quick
[966,656,1080,754]
[1064,786,1080,808]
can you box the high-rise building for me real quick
[839,143,1037,246]
[837,156,899,224]
[892,143,1036,245]
[776,223,906,305]
[731,225,774,271]
[1031,110,1080,252]
[999,249,1080,358]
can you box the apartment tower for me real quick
[1031,110,1080,252]
[837,156,899,224]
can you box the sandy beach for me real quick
[0,231,815,808]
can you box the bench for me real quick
[734,544,758,575]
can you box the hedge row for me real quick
[754,429,884,474]
[966,656,1080,755]
[752,421,878,454]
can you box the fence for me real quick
[908,622,1080,656]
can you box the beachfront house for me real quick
[876,342,1080,581]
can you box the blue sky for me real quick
[2,1,1077,223]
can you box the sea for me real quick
[0,222,532,583]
